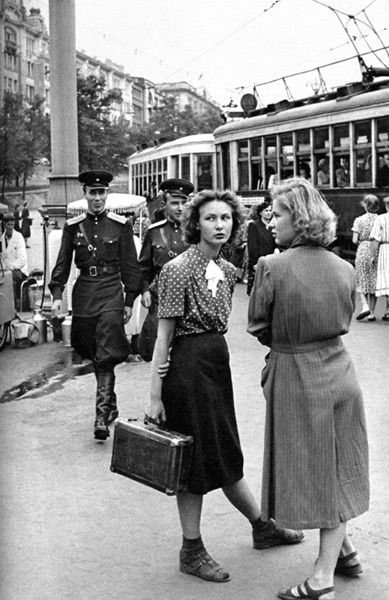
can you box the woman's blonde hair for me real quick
[361,194,379,213]
[271,177,337,247]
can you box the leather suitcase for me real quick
[110,419,193,495]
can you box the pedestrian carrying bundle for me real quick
[110,419,193,495]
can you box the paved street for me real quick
[0,282,388,600]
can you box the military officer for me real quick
[138,178,194,360]
[49,170,141,441]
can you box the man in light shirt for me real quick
[1,213,28,310]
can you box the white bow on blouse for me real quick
[205,260,224,297]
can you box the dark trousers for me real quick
[12,269,27,310]
[71,310,130,371]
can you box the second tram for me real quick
[128,133,216,198]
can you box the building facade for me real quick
[0,0,50,112]
[1,1,219,128]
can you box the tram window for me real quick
[171,155,179,178]
[197,154,213,190]
[238,140,249,190]
[264,136,277,189]
[250,138,262,190]
[334,124,350,150]
[377,116,389,145]
[316,157,330,187]
[313,127,329,151]
[296,130,310,154]
[354,120,371,145]
[265,135,276,156]
[280,133,294,179]
[334,156,350,188]
[181,155,190,181]
[221,143,231,189]
[334,124,350,187]
[376,117,389,187]
[354,120,372,185]
[298,160,311,180]
[377,152,389,187]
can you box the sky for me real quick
[27,0,389,106]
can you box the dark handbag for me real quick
[27,218,33,226]
[138,302,158,362]
[110,419,193,495]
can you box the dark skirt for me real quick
[162,333,244,495]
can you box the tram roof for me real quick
[214,81,389,141]
[130,133,215,159]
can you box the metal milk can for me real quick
[61,313,72,347]
[33,308,48,344]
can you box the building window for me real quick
[26,85,35,101]
[26,37,35,55]
[27,61,34,77]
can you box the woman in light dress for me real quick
[351,194,379,321]
[371,195,389,320]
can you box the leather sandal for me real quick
[253,518,304,549]
[179,547,230,582]
[382,313,389,321]
[335,550,362,577]
[278,579,335,600]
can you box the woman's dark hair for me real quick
[256,195,272,218]
[184,189,244,245]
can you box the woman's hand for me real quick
[144,398,166,427]
[157,349,171,378]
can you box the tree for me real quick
[136,94,223,147]
[77,74,133,173]
[0,92,49,199]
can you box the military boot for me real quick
[107,373,119,425]
[94,371,115,440]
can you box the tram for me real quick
[128,133,216,197]
[214,79,389,259]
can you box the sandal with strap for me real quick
[335,550,362,577]
[278,579,335,600]
[179,547,231,583]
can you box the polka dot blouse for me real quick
[158,244,237,338]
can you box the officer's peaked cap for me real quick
[160,178,194,198]
[3,212,16,222]
[78,170,113,188]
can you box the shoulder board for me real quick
[107,212,127,224]
[148,218,167,230]
[66,214,86,226]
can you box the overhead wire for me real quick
[164,0,284,81]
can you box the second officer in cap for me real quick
[138,178,194,360]
[49,170,141,440]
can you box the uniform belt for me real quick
[80,265,119,277]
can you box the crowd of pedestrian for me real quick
[6,166,384,599]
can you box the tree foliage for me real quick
[133,94,223,147]
[0,92,50,198]
[77,74,133,174]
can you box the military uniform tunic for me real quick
[49,210,140,315]
[49,210,141,369]
[138,218,188,296]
